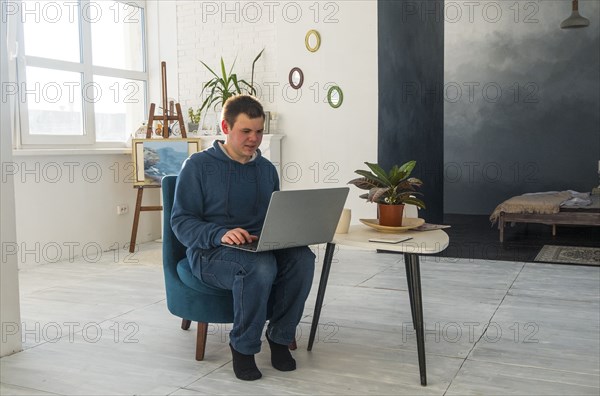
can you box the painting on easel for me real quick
[132,138,201,186]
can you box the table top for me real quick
[333,225,449,255]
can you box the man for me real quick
[171,95,315,381]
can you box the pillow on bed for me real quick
[561,191,592,207]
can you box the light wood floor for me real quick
[1,241,599,395]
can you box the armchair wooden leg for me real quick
[196,322,208,361]
[181,319,191,330]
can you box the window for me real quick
[11,0,148,146]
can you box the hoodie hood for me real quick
[205,140,263,218]
[205,139,263,163]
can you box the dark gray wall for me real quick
[444,1,600,214]
[378,0,445,223]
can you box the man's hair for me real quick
[221,94,265,128]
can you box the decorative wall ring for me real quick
[327,85,343,108]
[305,30,321,52]
[288,67,304,89]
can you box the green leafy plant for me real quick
[188,107,201,124]
[348,161,426,208]
[198,49,264,115]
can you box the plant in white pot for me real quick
[348,161,425,226]
[187,107,201,133]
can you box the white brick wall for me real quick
[176,1,278,124]
[173,1,380,221]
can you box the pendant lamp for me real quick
[561,0,590,29]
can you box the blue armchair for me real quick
[161,175,296,361]
[162,175,234,360]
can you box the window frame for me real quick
[13,0,149,148]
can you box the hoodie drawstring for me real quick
[254,165,261,214]
[225,162,232,219]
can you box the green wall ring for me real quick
[327,85,343,108]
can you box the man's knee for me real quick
[282,246,316,279]
[245,253,278,284]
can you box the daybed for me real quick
[490,191,600,242]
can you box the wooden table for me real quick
[307,225,449,386]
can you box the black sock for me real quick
[229,343,262,381]
[266,332,296,371]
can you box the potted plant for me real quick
[348,160,425,226]
[198,49,264,119]
[187,107,201,133]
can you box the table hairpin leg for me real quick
[308,243,428,386]
[404,256,417,330]
[308,242,336,351]
[404,253,427,386]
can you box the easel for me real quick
[147,62,187,139]
[129,62,187,253]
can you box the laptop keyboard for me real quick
[223,240,259,251]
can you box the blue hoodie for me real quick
[171,140,279,255]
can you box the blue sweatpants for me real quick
[192,245,315,355]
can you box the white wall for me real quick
[13,154,161,265]
[176,0,279,124]
[1,3,22,355]
[176,0,379,222]
[274,1,379,221]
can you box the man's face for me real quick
[221,113,264,163]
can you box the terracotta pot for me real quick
[378,203,405,227]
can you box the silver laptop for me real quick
[222,187,349,252]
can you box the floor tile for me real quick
[1,242,598,395]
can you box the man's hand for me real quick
[222,228,259,245]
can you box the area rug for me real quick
[534,245,600,266]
